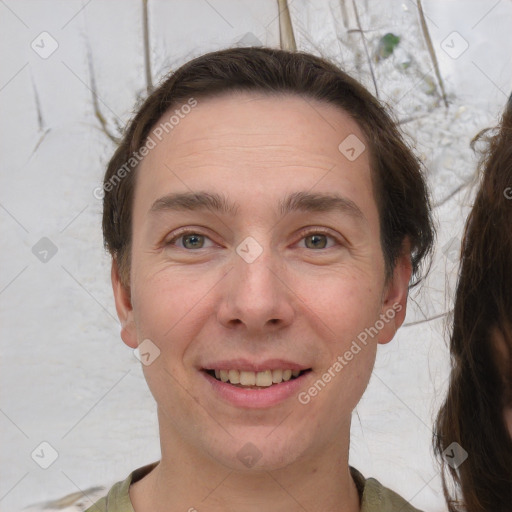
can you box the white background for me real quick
[1,1,511,511]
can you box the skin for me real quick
[111,92,412,512]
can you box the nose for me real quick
[217,240,295,334]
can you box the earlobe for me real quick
[377,238,413,345]
[111,258,138,349]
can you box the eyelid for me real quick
[164,227,344,249]
[296,227,343,244]
[164,227,217,248]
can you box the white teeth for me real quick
[228,369,240,384]
[211,368,304,386]
[255,370,273,387]
[282,369,292,381]
[272,369,283,383]
[239,371,256,385]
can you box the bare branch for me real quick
[30,71,45,131]
[397,111,434,125]
[402,310,452,327]
[339,0,349,30]
[351,0,379,98]
[417,0,448,108]
[142,0,153,94]
[85,39,121,143]
[277,0,296,51]
[432,177,475,209]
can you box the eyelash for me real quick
[165,228,342,250]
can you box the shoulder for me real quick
[83,479,128,512]
[350,466,425,512]
[24,463,159,512]
[84,462,159,512]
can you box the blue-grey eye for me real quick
[304,234,328,249]
[182,234,206,249]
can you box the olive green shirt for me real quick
[84,462,424,512]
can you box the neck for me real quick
[130,412,361,512]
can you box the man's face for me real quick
[113,92,411,470]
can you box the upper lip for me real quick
[201,359,311,372]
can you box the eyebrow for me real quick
[149,191,366,222]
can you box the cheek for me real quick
[131,270,210,419]
[131,268,209,350]
[298,275,380,402]
[308,273,382,340]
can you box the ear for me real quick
[377,237,412,345]
[111,257,138,349]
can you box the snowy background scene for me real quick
[1,1,512,511]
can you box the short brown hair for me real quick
[101,47,435,288]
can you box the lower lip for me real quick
[201,370,311,408]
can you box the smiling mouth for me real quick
[204,368,312,388]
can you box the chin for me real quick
[206,429,310,472]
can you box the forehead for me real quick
[134,91,377,225]
[144,92,367,167]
